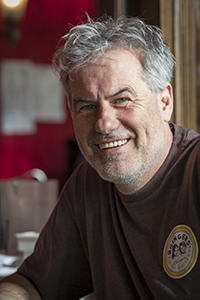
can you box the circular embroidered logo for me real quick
[163,225,198,279]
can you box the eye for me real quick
[117,98,128,103]
[80,104,96,110]
[79,104,98,116]
[114,97,129,107]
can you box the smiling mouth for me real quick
[99,139,128,150]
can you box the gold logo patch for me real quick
[163,225,198,279]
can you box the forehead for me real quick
[68,49,145,99]
[76,49,142,76]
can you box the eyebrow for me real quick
[72,87,137,109]
[106,87,137,99]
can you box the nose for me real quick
[95,104,120,134]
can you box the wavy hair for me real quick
[53,15,175,103]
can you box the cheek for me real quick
[73,117,92,144]
[74,123,85,141]
[120,108,147,131]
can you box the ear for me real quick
[159,83,173,122]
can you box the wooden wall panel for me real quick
[160,0,197,131]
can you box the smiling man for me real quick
[70,49,173,195]
[1,15,200,300]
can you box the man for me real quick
[0,15,200,299]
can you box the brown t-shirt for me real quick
[18,123,200,299]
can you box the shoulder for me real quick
[60,161,110,204]
[56,161,115,227]
[169,124,200,177]
[67,160,100,186]
[171,123,200,153]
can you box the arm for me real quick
[0,272,41,300]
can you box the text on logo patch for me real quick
[163,225,198,279]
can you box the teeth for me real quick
[99,139,128,150]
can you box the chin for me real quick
[94,163,135,185]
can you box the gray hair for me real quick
[53,15,175,102]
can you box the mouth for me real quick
[98,139,129,150]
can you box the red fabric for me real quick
[0,0,97,188]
